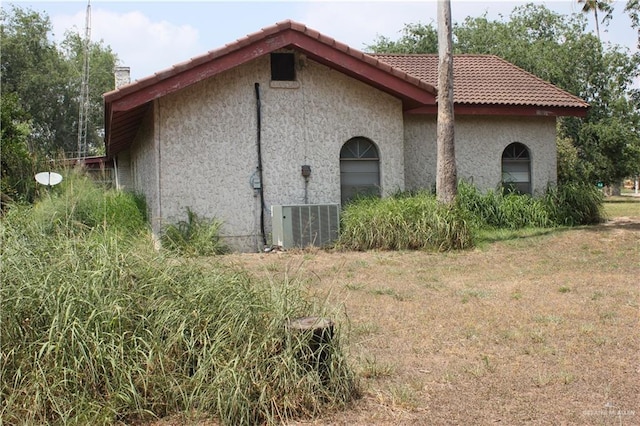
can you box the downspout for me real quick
[255,83,267,247]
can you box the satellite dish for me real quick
[35,172,63,186]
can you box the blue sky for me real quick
[7,0,639,81]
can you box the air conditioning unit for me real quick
[271,204,340,249]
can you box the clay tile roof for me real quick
[372,54,589,109]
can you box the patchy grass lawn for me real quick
[220,198,639,425]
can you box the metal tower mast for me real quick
[77,1,91,159]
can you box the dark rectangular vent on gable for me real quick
[271,53,296,81]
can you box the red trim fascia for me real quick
[288,32,435,105]
[406,104,589,117]
[107,29,436,113]
[108,34,292,112]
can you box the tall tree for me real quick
[0,93,39,205]
[60,31,118,156]
[1,5,119,204]
[0,6,117,157]
[1,6,68,154]
[578,0,613,40]
[436,0,457,205]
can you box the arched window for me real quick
[340,137,380,204]
[502,142,531,194]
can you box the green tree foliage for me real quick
[368,22,438,53]
[579,116,640,185]
[1,93,37,205]
[626,0,640,48]
[1,6,68,154]
[60,31,118,156]
[366,3,640,186]
[0,6,117,157]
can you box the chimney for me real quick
[114,66,131,89]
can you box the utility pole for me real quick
[77,0,91,159]
[436,0,457,205]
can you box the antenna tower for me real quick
[77,1,91,159]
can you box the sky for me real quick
[6,0,639,82]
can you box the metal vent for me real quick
[271,204,340,249]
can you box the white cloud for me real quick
[51,8,201,81]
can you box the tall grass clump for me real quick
[457,181,605,229]
[1,173,357,425]
[161,208,229,256]
[456,181,553,229]
[25,168,147,237]
[338,193,473,251]
[543,182,605,225]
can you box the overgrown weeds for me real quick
[456,181,604,229]
[456,182,553,229]
[0,171,357,425]
[338,182,605,251]
[543,182,605,226]
[161,208,229,256]
[338,193,473,251]
[20,168,147,237]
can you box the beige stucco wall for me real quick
[130,52,405,251]
[128,107,161,231]
[404,115,557,194]
[113,150,132,190]
[123,52,559,252]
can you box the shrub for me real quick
[498,192,553,229]
[456,181,504,228]
[161,208,229,256]
[456,181,576,229]
[338,193,473,251]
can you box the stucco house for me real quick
[103,20,588,252]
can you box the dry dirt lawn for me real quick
[221,211,639,425]
[154,202,639,426]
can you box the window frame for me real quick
[501,142,532,194]
[340,137,381,205]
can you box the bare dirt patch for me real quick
[221,215,639,425]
